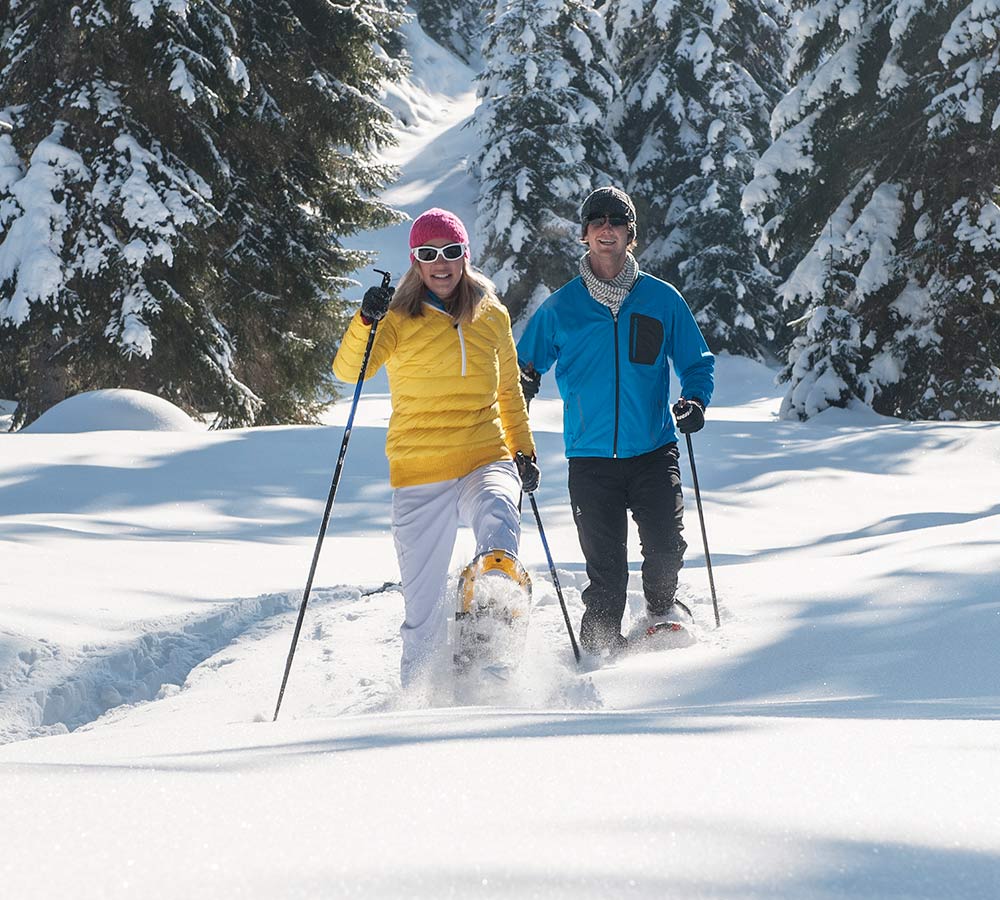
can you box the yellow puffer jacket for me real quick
[333,298,535,488]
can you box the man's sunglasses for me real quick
[587,214,630,228]
[413,243,467,262]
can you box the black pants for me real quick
[569,444,686,647]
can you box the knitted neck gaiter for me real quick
[579,252,639,318]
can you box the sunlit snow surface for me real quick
[3,345,999,897]
[1,17,999,900]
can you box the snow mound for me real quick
[22,389,204,433]
[710,352,782,406]
[810,399,901,427]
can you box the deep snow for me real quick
[3,349,999,898]
[1,14,999,900]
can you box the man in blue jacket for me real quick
[517,186,715,656]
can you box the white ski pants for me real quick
[391,459,522,687]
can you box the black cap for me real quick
[580,187,637,237]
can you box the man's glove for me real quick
[360,284,394,323]
[672,397,705,434]
[515,451,541,493]
[520,366,541,404]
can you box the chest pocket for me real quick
[629,313,664,365]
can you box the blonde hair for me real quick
[390,259,498,325]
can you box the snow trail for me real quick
[0,588,362,743]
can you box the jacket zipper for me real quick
[456,324,467,376]
[612,314,620,458]
[600,278,641,458]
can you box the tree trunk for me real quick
[19,332,71,428]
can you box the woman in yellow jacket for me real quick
[333,208,539,691]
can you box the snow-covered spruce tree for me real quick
[744,1,1000,421]
[0,0,405,429]
[473,0,627,322]
[411,0,487,66]
[607,0,788,360]
[779,240,866,417]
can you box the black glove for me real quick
[515,452,540,493]
[520,366,541,404]
[360,284,393,322]
[672,397,705,434]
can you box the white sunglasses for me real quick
[413,242,467,262]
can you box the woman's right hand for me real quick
[361,285,394,322]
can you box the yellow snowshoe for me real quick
[453,549,531,679]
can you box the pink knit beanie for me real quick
[409,208,470,261]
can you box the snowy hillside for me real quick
[2,15,999,900]
[341,14,481,293]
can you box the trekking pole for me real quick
[517,454,581,664]
[273,269,391,721]
[684,433,720,627]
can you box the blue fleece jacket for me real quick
[516,273,714,458]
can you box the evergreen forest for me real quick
[2,0,997,426]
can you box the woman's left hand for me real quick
[515,452,540,493]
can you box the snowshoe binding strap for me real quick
[457,549,531,615]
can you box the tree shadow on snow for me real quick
[693,502,1000,566]
[673,568,1000,721]
[248,826,999,900]
[695,416,987,492]
[0,421,395,542]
